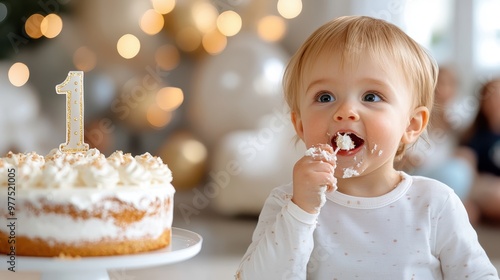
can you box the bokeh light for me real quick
[191,1,218,33]
[147,104,172,128]
[181,139,207,163]
[140,9,164,35]
[117,34,141,59]
[257,15,287,42]
[40,13,63,38]
[8,62,30,87]
[25,14,44,39]
[151,0,176,14]
[217,10,242,37]
[73,46,97,72]
[176,26,202,52]
[155,44,181,71]
[156,87,184,111]
[158,131,208,189]
[202,29,227,55]
[277,0,303,19]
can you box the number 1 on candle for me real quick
[56,71,89,152]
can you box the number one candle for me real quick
[55,71,89,153]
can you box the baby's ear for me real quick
[291,111,305,141]
[402,106,429,144]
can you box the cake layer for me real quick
[0,229,171,257]
[0,185,174,255]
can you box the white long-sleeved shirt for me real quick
[237,172,499,279]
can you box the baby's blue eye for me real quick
[363,92,382,102]
[317,92,335,103]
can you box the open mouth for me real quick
[331,132,365,152]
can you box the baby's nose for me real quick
[333,103,360,121]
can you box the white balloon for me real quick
[86,71,117,116]
[188,33,289,147]
[0,63,51,154]
[0,64,40,124]
[210,110,305,216]
[12,117,53,153]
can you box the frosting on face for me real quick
[0,148,173,189]
[336,133,355,150]
[305,146,336,162]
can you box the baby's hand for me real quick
[292,144,337,214]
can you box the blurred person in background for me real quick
[400,66,479,224]
[463,77,500,223]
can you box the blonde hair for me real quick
[283,16,438,158]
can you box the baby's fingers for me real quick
[324,172,338,193]
[326,183,338,193]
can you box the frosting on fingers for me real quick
[305,146,336,162]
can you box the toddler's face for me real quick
[292,51,423,178]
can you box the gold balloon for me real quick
[158,131,208,190]
[114,76,174,132]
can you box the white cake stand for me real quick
[1,228,202,280]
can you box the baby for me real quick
[236,16,498,279]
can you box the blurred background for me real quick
[2,0,500,210]
[1,0,500,279]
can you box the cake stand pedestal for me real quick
[2,228,202,280]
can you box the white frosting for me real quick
[336,133,355,150]
[0,148,173,189]
[0,159,13,186]
[116,153,152,185]
[370,144,383,156]
[342,167,359,178]
[305,147,338,198]
[41,161,79,189]
[305,147,336,162]
[78,158,120,189]
[17,163,42,188]
[135,152,173,184]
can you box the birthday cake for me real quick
[0,148,175,257]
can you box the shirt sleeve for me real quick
[435,193,499,279]
[236,185,319,280]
